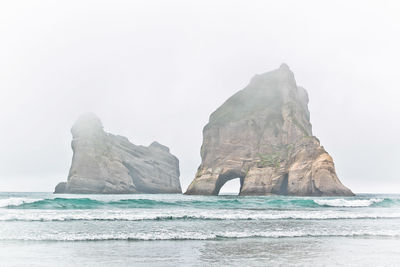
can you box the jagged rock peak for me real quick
[279,62,290,71]
[71,112,104,137]
[150,141,170,152]
[185,64,353,196]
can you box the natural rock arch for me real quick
[185,64,353,196]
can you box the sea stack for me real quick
[186,64,354,196]
[54,113,182,194]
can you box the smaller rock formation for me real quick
[54,113,181,194]
[185,64,354,196]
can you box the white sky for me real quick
[0,0,399,193]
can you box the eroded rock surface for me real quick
[186,64,353,196]
[54,113,181,194]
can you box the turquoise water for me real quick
[1,193,400,266]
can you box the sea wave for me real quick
[1,230,399,241]
[313,198,384,207]
[1,196,398,210]
[1,209,400,221]
[0,198,43,208]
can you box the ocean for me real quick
[0,192,400,266]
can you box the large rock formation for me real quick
[54,113,181,194]
[186,64,353,196]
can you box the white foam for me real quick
[1,208,400,221]
[314,198,384,207]
[0,198,42,208]
[1,229,399,241]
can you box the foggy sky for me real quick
[0,0,399,193]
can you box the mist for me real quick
[0,0,399,193]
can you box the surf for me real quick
[1,196,399,210]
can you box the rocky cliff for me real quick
[54,113,182,194]
[185,64,353,196]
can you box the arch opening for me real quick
[213,170,245,195]
[218,178,242,195]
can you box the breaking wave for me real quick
[1,193,400,245]
[1,208,400,221]
[2,230,400,241]
[313,198,384,207]
[1,197,398,210]
[0,198,43,208]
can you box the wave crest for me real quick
[0,196,397,209]
[2,208,400,221]
[2,230,400,241]
[0,198,43,208]
[313,198,384,207]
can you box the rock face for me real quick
[54,113,182,194]
[185,64,354,196]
